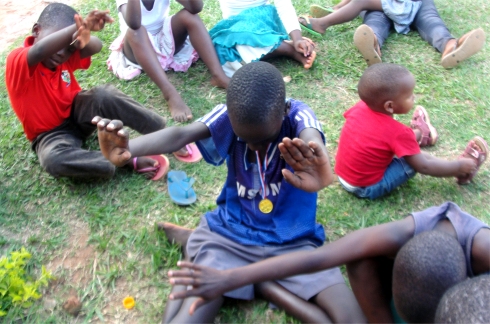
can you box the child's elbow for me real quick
[186,2,203,14]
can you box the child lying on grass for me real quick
[167,201,490,323]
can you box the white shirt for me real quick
[116,0,170,35]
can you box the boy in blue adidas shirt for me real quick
[93,62,365,323]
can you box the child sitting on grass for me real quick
[108,0,230,122]
[209,0,317,77]
[167,201,490,323]
[301,0,485,68]
[5,3,170,180]
[93,62,365,323]
[334,63,487,200]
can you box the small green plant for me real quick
[0,247,53,316]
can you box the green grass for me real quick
[1,0,489,322]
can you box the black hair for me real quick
[357,63,413,109]
[37,3,77,30]
[392,231,467,323]
[226,62,285,125]
[435,275,490,323]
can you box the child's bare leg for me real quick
[333,0,352,10]
[412,128,422,143]
[123,27,192,122]
[347,257,394,323]
[300,0,383,34]
[162,292,223,323]
[157,222,193,248]
[255,281,333,322]
[312,283,367,323]
[262,41,316,69]
[171,10,230,89]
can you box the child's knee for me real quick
[91,84,120,104]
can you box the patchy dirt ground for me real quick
[0,0,78,51]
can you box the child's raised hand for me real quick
[72,14,91,49]
[83,9,114,32]
[92,117,132,167]
[168,261,232,314]
[279,137,331,192]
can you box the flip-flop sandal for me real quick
[457,136,488,185]
[133,155,170,181]
[441,28,485,68]
[410,106,438,147]
[353,24,382,66]
[298,15,323,38]
[167,170,197,205]
[310,4,334,18]
[173,143,202,163]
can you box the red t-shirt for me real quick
[335,101,420,187]
[5,37,91,141]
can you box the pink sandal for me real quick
[457,136,488,185]
[410,106,438,147]
[133,155,170,181]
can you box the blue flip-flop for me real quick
[167,170,197,205]
[299,15,323,38]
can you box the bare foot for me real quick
[273,41,317,69]
[210,74,230,89]
[168,96,193,123]
[303,51,317,69]
[129,156,159,179]
[173,146,189,158]
[299,16,326,34]
[157,222,193,248]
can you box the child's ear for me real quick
[32,23,41,38]
[383,100,394,114]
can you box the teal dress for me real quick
[209,5,289,66]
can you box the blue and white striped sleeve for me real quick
[290,100,325,143]
[196,104,235,166]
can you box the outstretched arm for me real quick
[168,217,415,314]
[92,117,211,167]
[278,128,333,192]
[405,152,476,177]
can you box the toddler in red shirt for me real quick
[5,3,170,180]
[334,63,488,199]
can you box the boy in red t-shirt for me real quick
[334,63,488,199]
[5,3,170,180]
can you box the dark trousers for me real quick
[363,0,454,53]
[32,84,166,180]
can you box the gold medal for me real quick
[259,198,273,214]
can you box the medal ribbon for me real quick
[255,143,272,200]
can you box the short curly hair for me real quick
[435,275,490,323]
[37,3,77,30]
[226,62,286,125]
[358,63,413,109]
[392,231,467,323]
